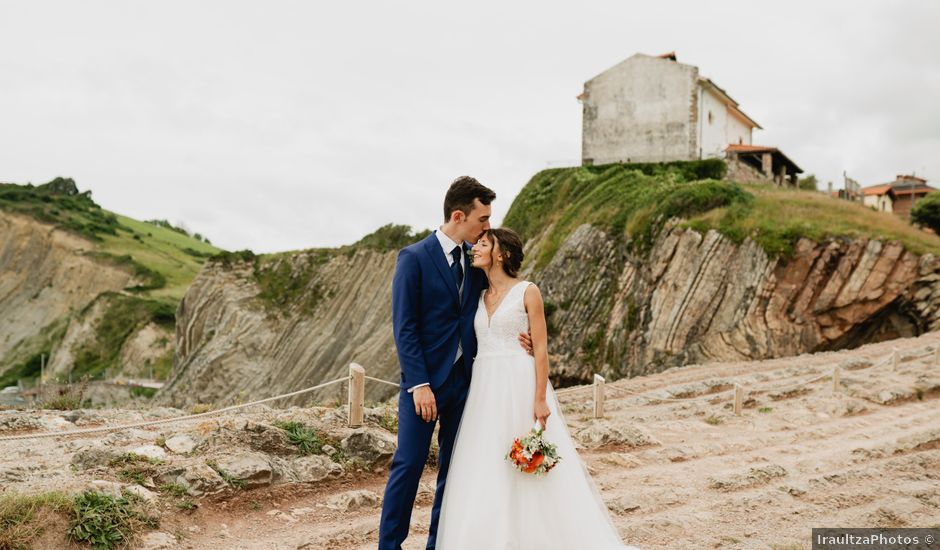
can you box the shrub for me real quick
[911,192,940,234]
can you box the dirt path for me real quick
[164,332,940,550]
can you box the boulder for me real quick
[341,429,397,467]
[164,434,199,454]
[131,444,166,461]
[575,420,658,449]
[212,452,274,488]
[326,489,380,511]
[291,455,342,483]
[71,446,120,471]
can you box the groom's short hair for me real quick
[444,176,496,221]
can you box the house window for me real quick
[708,111,713,125]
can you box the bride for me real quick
[434,228,641,550]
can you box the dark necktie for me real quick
[450,245,463,289]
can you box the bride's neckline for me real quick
[482,280,527,328]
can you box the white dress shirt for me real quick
[407,227,465,393]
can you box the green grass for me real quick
[0,491,71,550]
[1,489,157,550]
[129,386,158,399]
[206,224,429,318]
[0,178,224,385]
[70,293,177,380]
[504,162,745,268]
[273,420,324,455]
[0,318,68,388]
[109,453,164,487]
[0,178,121,243]
[205,460,247,490]
[37,376,91,410]
[98,213,220,302]
[503,161,940,267]
[67,491,157,549]
[0,179,221,303]
[684,183,940,258]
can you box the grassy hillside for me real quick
[207,223,430,318]
[503,161,940,266]
[0,178,223,383]
[0,177,223,303]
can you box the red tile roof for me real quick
[862,184,893,196]
[724,144,778,154]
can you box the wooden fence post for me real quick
[593,374,605,419]
[733,384,743,416]
[934,347,940,367]
[892,347,900,371]
[348,363,365,428]
[832,367,841,393]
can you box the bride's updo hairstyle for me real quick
[486,228,524,278]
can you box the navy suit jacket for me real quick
[391,232,487,391]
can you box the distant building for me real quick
[578,51,802,186]
[866,174,936,220]
[861,184,895,213]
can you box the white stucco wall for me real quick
[698,88,727,159]
[581,53,699,165]
[726,111,752,148]
[863,194,894,212]
[698,87,753,159]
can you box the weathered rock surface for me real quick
[341,429,397,467]
[325,489,381,512]
[159,217,940,405]
[0,210,174,396]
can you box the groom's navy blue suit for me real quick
[378,231,486,550]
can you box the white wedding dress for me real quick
[435,280,641,550]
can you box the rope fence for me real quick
[1,344,933,441]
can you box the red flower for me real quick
[522,452,544,473]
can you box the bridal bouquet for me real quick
[506,421,561,476]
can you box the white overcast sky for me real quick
[1,1,938,253]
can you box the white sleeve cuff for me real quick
[407,383,430,393]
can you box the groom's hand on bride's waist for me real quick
[413,386,437,422]
[518,331,534,356]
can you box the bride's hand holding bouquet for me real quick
[506,400,561,476]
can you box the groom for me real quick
[378,176,531,550]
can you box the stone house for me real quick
[578,51,802,186]
[862,174,935,220]
[861,184,895,213]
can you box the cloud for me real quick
[0,1,937,252]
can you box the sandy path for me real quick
[166,332,940,550]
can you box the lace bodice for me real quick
[474,280,532,357]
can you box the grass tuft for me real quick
[273,420,324,455]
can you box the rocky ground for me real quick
[2,331,940,549]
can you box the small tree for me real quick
[910,192,940,233]
[798,174,818,191]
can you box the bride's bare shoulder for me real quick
[522,282,543,310]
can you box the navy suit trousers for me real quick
[377,357,470,550]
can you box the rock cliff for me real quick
[527,221,940,383]
[0,178,219,389]
[161,220,940,406]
